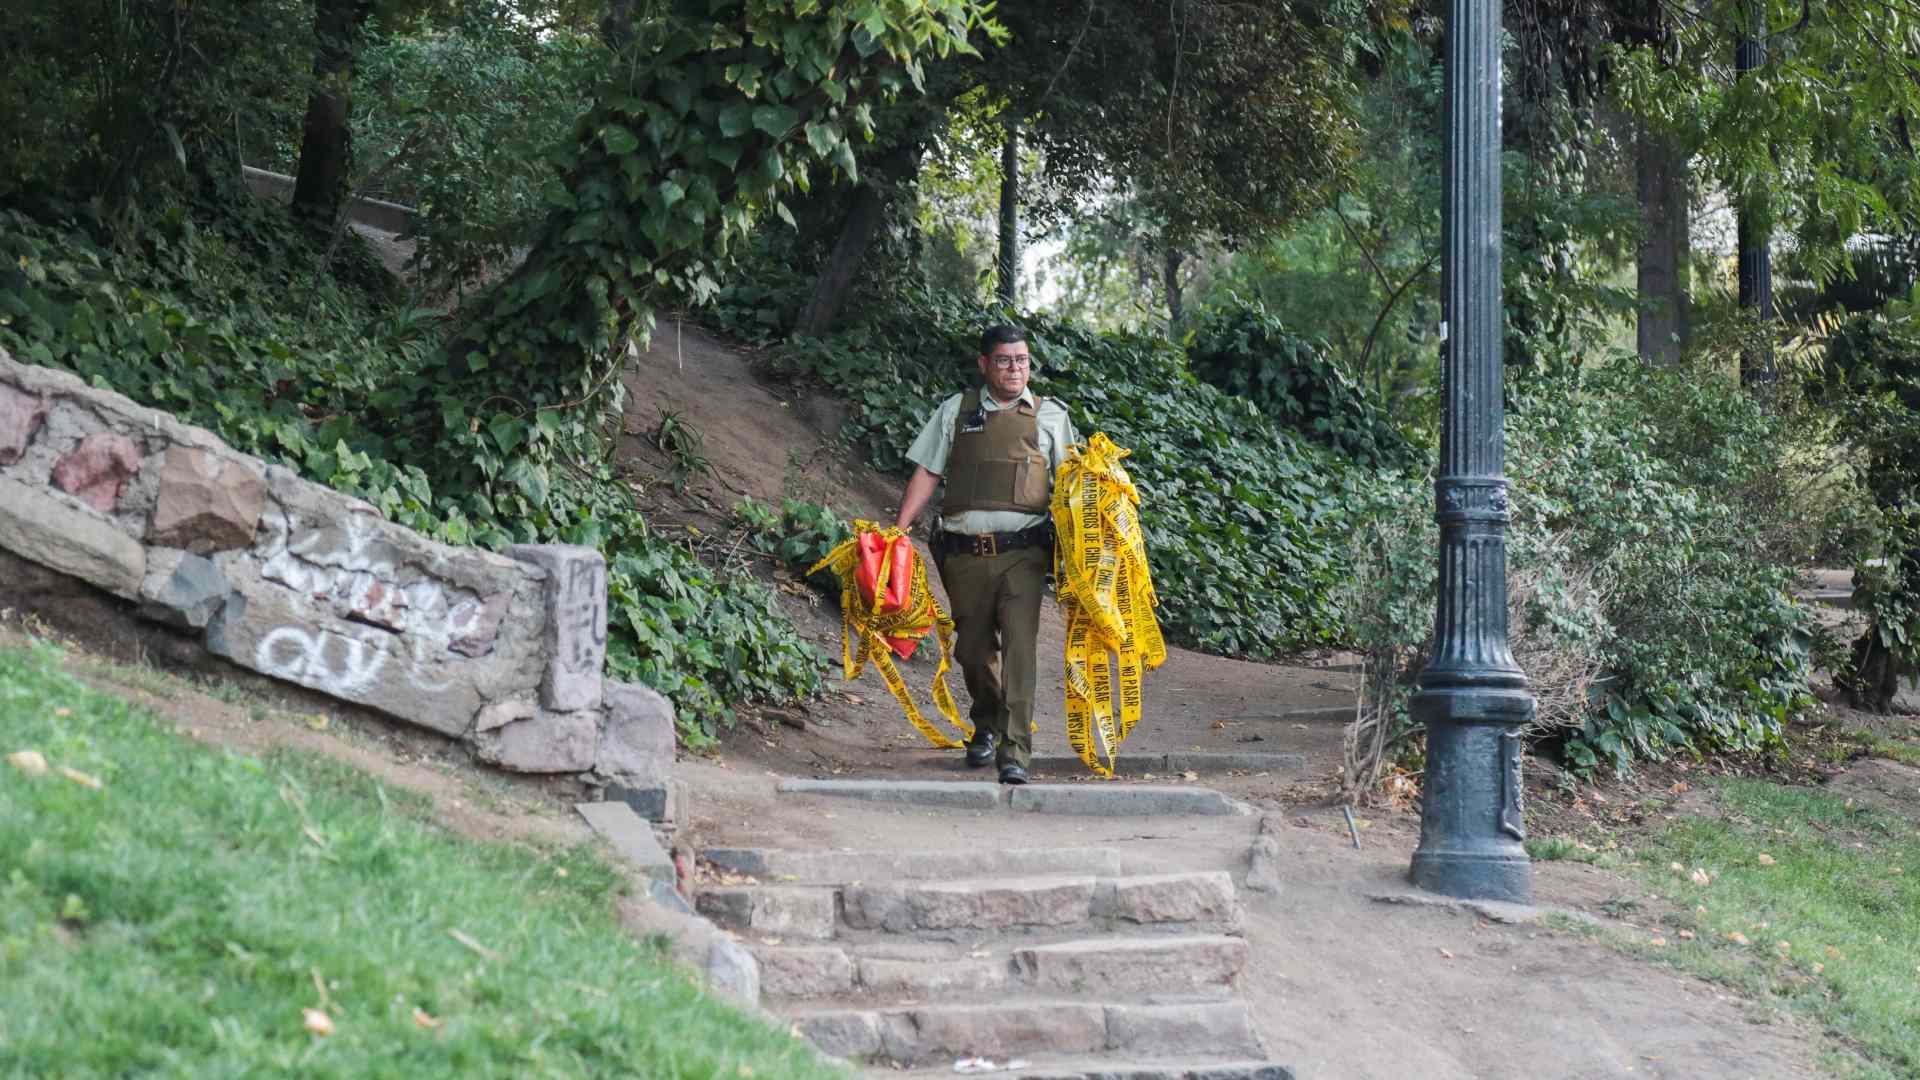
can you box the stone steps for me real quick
[695,871,1241,942]
[788,999,1266,1070]
[868,1060,1295,1080]
[755,933,1249,1002]
[701,844,1126,884]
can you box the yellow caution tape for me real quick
[1052,433,1166,776]
[810,522,971,748]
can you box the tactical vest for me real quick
[943,388,1050,515]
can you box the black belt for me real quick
[934,524,1053,559]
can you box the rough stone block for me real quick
[882,1003,1107,1068]
[574,801,673,885]
[136,548,229,629]
[607,777,675,823]
[1096,872,1239,927]
[750,886,838,940]
[791,1011,881,1060]
[505,543,607,711]
[206,581,483,736]
[1013,935,1247,995]
[50,433,140,512]
[776,778,1004,810]
[597,680,675,784]
[705,935,759,1007]
[0,379,48,466]
[1245,829,1283,895]
[473,709,598,773]
[1103,1002,1263,1059]
[843,877,1095,933]
[1008,784,1239,816]
[474,699,537,733]
[857,954,1008,996]
[755,945,855,998]
[695,887,755,931]
[146,446,266,553]
[0,475,145,599]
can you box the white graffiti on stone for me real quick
[252,507,503,696]
[557,558,608,674]
[255,625,389,696]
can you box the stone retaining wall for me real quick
[0,348,673,810]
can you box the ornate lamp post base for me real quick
[1408,688,1533,903]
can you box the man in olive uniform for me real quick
[894,325,1079,785]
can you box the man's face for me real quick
[977,340,1032,402]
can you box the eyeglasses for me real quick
[987,354,1032,370]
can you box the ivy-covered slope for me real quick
[0,201,819,740]
[746,287,1363,657]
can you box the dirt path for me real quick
[615,323,1837,1076]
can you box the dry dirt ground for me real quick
[8,241,1909,1075]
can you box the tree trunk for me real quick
[1163,247,1185,336]
[600,0,639,50]
[1635,125,1690,364]
[794,184,887,337]
[792,139,920,337]
[290,0,367,227]
[996,122,1019,307]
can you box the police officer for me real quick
[893,325,1079,784]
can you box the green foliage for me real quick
[0,640,847,1078]
[0,203,821,740]
[351,4,603,297]
[0,0,309,217]
[1813,301,1920,709]
[653,410,714,493]
[735,497,854,576]
[746,284,1361,656]
[1184,300,1413,469]
[1344,358,1823,776]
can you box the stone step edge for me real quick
[700,844,1125,883]
[777,778,1250,816]
[862,1060,1295,1080]
[790,999,1264,1068]
[752,933,1249,1002]
[696,870,1240,940]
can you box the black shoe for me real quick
[998,764,1029,786]
[964,732,997,768]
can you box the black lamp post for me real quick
[1736,1,1776,385]
[1407,0,1535,903]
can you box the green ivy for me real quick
[0,204,820,741]
[740,284,1362,657]
[1184,300,1415,470]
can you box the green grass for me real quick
[1614,779,1920,1079]
[0,640,846,1079]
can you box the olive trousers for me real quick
[936,544,1047,769]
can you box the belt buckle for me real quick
[971,532,998,557]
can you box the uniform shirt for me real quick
[907,387,1079,535]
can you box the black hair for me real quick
[979,324,1027,355]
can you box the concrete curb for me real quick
[1026,750,1307,776]
[1009,784,1243,816]
[777,778,1004,809]
[1367,890,1602,927]
[776,778,1248,816]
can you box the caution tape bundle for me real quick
[809,522,971,749]
[1052,433,1166,776]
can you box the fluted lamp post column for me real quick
[1407,0,1535,903]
